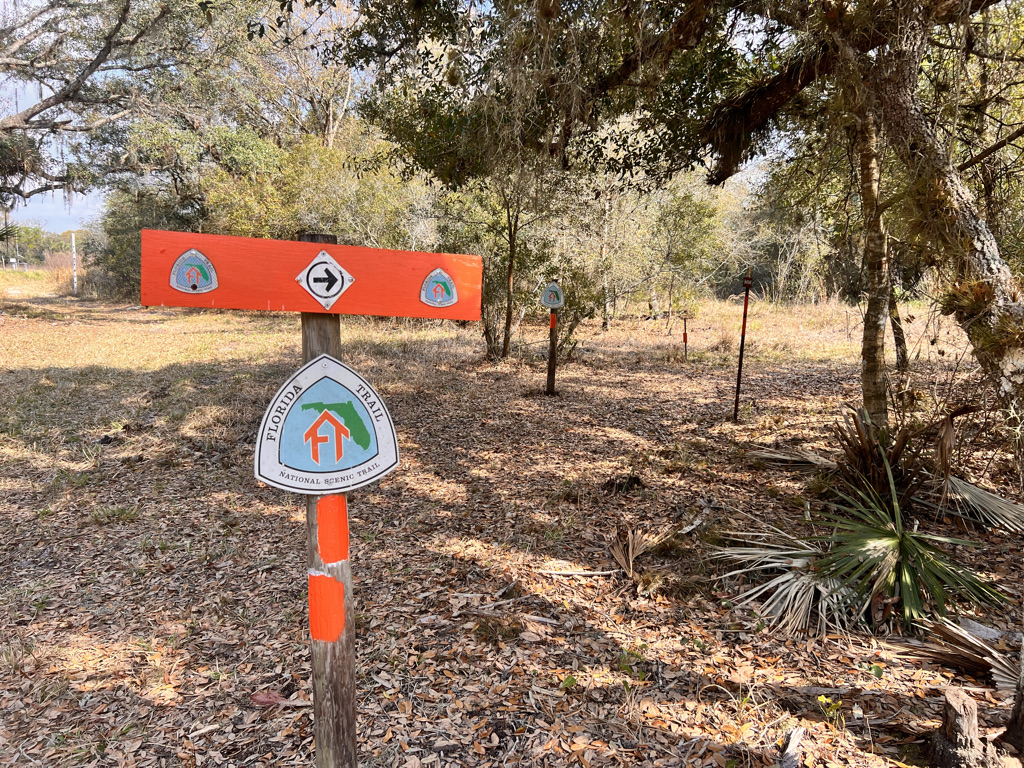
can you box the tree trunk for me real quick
[648,291,660,320]
[932,688,1002,768]
[974,10,1003,246]
[600,195,612,331]
[890,281,909,374]
[602,278,612,331]
[666,272,676,334]
[501,210,518,358]
[877,0,1024,406]
[856,99,890,431]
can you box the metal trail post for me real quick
[546,309,557,395]
[733,269,753,422]
[72,232,77,296]
[298,233,356,768]
[683,316,688,362]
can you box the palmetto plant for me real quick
[818,456,1005,625]
[724,407,1011,633]
[713,523,854,636]
[833,407,930,514]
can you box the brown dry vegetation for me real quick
[1,272,1021,768]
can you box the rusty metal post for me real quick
[683,316,688,362]
[733,269,753,422]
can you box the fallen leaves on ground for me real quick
[1,281,1021,767]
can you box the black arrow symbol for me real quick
[312,268,339,292]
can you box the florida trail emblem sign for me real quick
[420,268,458,308]
[255,355,399,493]
[540,281,564,309]
[170,249,218,294]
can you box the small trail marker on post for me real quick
[540,281,565,396]
[733,268,753,422]
[142,229,482,768]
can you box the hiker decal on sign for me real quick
[170,249,218,294]
[255,355,398,493]
[420,268,458,308]
[540,281,564,309]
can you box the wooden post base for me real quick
[307,494,356,768]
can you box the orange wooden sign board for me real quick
[141,229,482,321]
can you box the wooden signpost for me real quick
[540,281,565,396]
[142,229,482,768]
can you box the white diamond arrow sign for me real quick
[296,251,353,310]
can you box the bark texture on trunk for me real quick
[856,99,890,430]
[877,0,1024,405]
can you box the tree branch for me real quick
[588,0,718,100]
[0,2,132,132]
[958,122,1024,172]
[699,0,1006,183]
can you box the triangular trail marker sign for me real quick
[254,355,399,494]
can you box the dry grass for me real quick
[44,252,83,297]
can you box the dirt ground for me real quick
[1,271,1021,768]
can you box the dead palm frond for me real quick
[712,531,855,636]
[747,448,837,471]
[886,618,1021,691]
[609,525,670,580]
[834,408,931,513]
[946,476,1024,534]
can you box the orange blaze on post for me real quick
[316,495,349,565]
[308,573,346,642]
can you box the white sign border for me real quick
[254,354,399,494]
